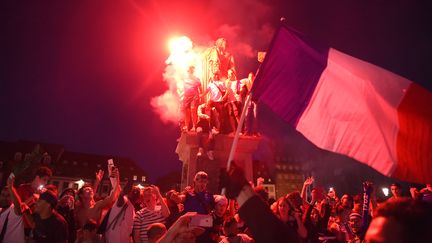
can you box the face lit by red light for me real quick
[80,186,94,201]
[390,185,401,197]
[277,199,290,218]
[227,69,236,81]
[194,177,208,193]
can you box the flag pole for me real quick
[226,92,252,169]
[221,92,253,194]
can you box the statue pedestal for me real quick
[176,133,261,193]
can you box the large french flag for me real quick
[252,25,432,184]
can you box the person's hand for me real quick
[303,176,314,187]
[257,177,264,187]
[58,195,74,208]
[95,169,104,182]
[363,181,374,195]
[7,173,15,188]
[111,167,120,183]
[166,212,205,240]
[20,203,31,214]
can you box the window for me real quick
[133,175,137,181]
[141,176,146,182]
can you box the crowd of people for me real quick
[1,163,431,243]
[180,65,258,161]
[178,38,259,161]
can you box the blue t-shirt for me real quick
[183,191,215,215]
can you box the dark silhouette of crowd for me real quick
[1,162,431,243]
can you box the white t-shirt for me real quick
[104,196,135,243]
[207,81,226,102]
[0,204,25,243]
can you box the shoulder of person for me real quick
[53,211,67,224]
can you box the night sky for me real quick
[1,0,431,182]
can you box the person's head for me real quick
[60,188,76,199]
[311,187,325,202]
[193,171,208,193]
[223,217,239,237]
[78,184,94,202]
[0,186,11,208]
[391,183,402,197]
[365,198,432,243]
[82,219,98,239]
[147,223,167,243]
[166,189,182,204]
[35,190,58,215]
[215,37,227,51]
[328,187,336,199]
[187,66,195,75]
[340,194,354,209]
[214,195,228,217]
[128,186,141,205]
[273,196,292,219]
[32,166,52,189]
[286,191,302,210]
[142,186,157,209]
[212,72,220,81]
[349,212,363,234]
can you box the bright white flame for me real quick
[168,36,193,54]
[76,179,85,189]
[382,187,389,197]
[165,36,200,72]
[136,184,145,189]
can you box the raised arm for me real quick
[116,179,133,207]
[362,182,373,231]
[153,186,170,218]
[96,167,121,210]
[7,174,23,215]
[221,163,299,243]
[93,169,104,195]
[157,212,198,243]
[301,177,314,202]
